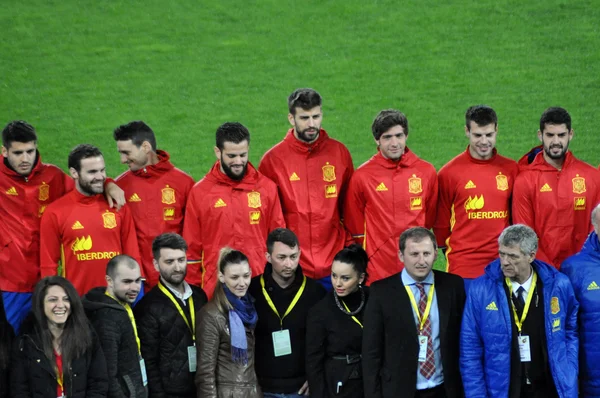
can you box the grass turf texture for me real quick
[2,0,598,271]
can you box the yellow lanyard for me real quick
[341,300,363,328]
[405,284,435,333]
[158,282,196,342]
[57,371,64,396]
[260,274,306,328]
[505,273,538,334]
[105,291,142,354]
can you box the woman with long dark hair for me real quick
[306,244,369,398]
[0,294,13,398]
[196,247,261,398]
[10,276,108,397]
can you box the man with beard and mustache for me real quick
[513,107,600,268]
[83,255,147,398]
[183,122,285,297]
[40,144,141,296]
[344,110,438,283]
[259,89,354,290]
[135,233,208,398]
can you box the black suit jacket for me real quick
[362,270,466,398]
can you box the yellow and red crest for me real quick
[249,210,261,224]
[102,211,117,229]
[408,174,422,194]
[161,186,176,205]
[572,175,586,194]
[247,191,262,208]
[551,297,560,314]
[410,197,423,210]
[496,173,508,191]
[38,182,50,201]
[324,184,338,198]
[322,163,336,182]
[574,197,586,211]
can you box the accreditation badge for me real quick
[188,346,197,372]
[518,335,531,362]
[139,357,148,386]
[418,335,428,363]
[272,329,292,357]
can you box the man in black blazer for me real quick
[363,227,465,398]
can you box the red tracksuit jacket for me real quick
[513,147,600,268]
[0,155,73,292]
[259,129,354,279]
[344,148,438,283]
[434,147,518,278]
[183,162,285,296]
[40,190,141,296]
[115,150,194,287]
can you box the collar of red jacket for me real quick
[372,146,418,169]
[131,150,175,178]
[283,128,329,153]
[70,187,105,205]
[464,146,499,164]
[207,160,260,189]
[0,150,45,180]
[518,145,575,171]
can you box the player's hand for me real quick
[298,380,310,395]
[105,182,125,210]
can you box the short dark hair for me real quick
[106,254,139,279]
[68,144,103,172]
[113,121,157,151]
[399,227,437,253]
[215,122,250,150]
[372,109,409,140]
[288,88,322,115]
[152,233,188,261]
[465,105,497,131]
[333,243,369,283]
[540,107,571,132]
[266,228,299,254]
[2,120,37,148]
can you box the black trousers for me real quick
[414,383,446,398]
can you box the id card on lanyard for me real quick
[260,274,306,357]
[505,273,538,363]
[158,282,197,371]
[404,284,435,363]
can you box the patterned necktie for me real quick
[416,283,435,379]
[513,286,525,318]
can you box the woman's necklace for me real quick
[334,286,365,316]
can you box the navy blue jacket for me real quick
[562,231,600,397]
[460,258,579,398]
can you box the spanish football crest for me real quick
[572,175,586,194]
[161,186,176,204]
[408,174,422,194]
[551,297,560,314]
[496,173,508,191]
[38,182,50,201]
[322,163,336,182]
[247,191,262,208]
[102,212,117,229]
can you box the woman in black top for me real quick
[306,244,369,398]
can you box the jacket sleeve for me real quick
[136,306,167,398]
[433,169,453,249]
[9,339,32,398]
[267,186,286,231]
[343,174,366,247]
[91,316,127,398]
[305,309,328,398]
[459,284,489,398]
[39,208,61,277]
[120,206,142,272]
[562,276,580,376]
[182,188,203,287]
[85,331,109,398]
[424,167,438,230]
[195,309,220,398]
[362,287,384,398]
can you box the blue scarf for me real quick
[223,285,258,365]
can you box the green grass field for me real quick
[2,0,599,270]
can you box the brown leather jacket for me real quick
[195,301,262,398]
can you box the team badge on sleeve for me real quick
[322,163,336,182]
[247,191,262,208]
[496,173,508,191]
[408,174,422,194]
[102,211,117,229]
[161,186,176,204]
[572,175,586,194]
[551,297,560,314]
[38,182,50,201]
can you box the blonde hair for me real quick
[212,247,250,314]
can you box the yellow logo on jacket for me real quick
[322,163,336,182]
[249,211,261,224]
[72,236,93,253]
[214,198,227,208]
[540,183,552,192]
[289,172,300,182]
[38,182,50,201]
[410,197,423,210]
[376,182,388,192]
[551,297,560,314]
[129,193,142,202]
[574,197,586,211]
[72,221,84,230]
[408,175,422,194]
[496,173,508,191]
[102,211,117,229]
[163,207,175,221]
[248,192,261,208]
[464,180,476,189]
[572,174,586,194]
[162,186,176,204]
[38,205,47,218]
[5,187,17,196]
[465,195,485,211]
[325,184,338,198]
